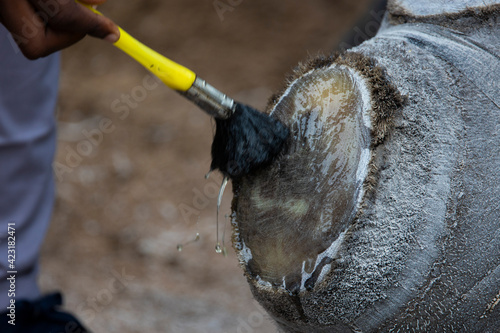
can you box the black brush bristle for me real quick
[211,103,289,179]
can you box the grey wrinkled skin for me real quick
[234,1,500,332]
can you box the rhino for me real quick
[229,1,500,331]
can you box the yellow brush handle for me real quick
[78,2,196,92]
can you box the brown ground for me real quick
[40,1,372,332]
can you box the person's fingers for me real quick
[0,0,119,59]
[0,0,63,59]
[29,0,119,40]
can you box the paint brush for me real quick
[78,2,289,178]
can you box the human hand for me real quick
[0,0,119,59]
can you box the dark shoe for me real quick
[0,292,90,333]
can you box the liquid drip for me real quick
[216,176,229,255]
[221,214,230,257]
[176,232,200,252]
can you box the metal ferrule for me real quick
[180,77,235,120]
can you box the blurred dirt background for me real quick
[39,0,374,332]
